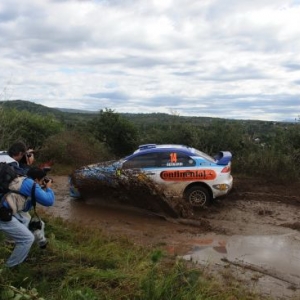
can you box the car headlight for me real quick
[212,184,229,191]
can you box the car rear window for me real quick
[160,152,195,167]
[193,149,215,163]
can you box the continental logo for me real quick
[160,170,217,181]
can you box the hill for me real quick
[0,100,64,116]
[0,99,293,129]
[0,100,96,124]
[0,100,222,126]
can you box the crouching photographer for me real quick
[0,167,55,268]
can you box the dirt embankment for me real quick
[45,175,300,300]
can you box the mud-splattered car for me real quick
[69,144,233,208]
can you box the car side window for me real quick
[122,153,159,169]
[160,152,195,167]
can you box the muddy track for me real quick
[47,175,300,300]
[230,191,300,205]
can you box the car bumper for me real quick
[212,175,233,198]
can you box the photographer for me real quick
[0,167,55,268]
[19,147,35,173]
[0,141,34,175]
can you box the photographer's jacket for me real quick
[4,177,55,214]
[0,151,28,176]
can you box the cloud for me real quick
[1,0,300,121]
[87,91,129,101]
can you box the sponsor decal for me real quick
[160,169,216,181]
[166,162,183,166]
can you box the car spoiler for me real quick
[214,151,232,165]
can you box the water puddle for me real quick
[182,233,300,286]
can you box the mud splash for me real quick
[71,168,197,219]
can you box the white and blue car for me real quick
[69,144,233,207]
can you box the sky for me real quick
[0,0,300,122]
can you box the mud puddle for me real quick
[182,233,300,299]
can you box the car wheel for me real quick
[185,186,211,207]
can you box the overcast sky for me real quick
[1,0,300,121]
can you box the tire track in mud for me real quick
[229,191,300,205]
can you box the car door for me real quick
[153,150,197,197]
[122,150,196,197]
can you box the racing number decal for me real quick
[166,152,183,167]
[170,153,177,163]
[160,169,217,181]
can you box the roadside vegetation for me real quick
[1,102,299,182]
[0,101,299,299]
[0,213,268,300]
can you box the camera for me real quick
[28,219,42,231]
[29,218,48,249]
[41,177,53,189]
[26,150,35,158]
[33,229,48,249]
[43,177,53,185]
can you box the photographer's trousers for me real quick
[0,212,46,267]
[0,215,34,267]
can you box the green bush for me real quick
[38,130,112,169]
[234,147,300,182]
[89,109,139,157]
[0,107,62,150]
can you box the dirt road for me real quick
[43,175,300,300]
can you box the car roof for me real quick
[132,144,197,155]
[123,144,218,163]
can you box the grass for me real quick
[1,214,270,300]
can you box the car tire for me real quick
[185,185,211,207]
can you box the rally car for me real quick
[69,144,233,207]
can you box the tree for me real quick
[89,109,139,157]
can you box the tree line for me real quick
[0,103,299,182]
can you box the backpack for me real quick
[0,163,18,221]
[0,164,36,222]
[0,162,18,194]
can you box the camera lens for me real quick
[43,177,53,184]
